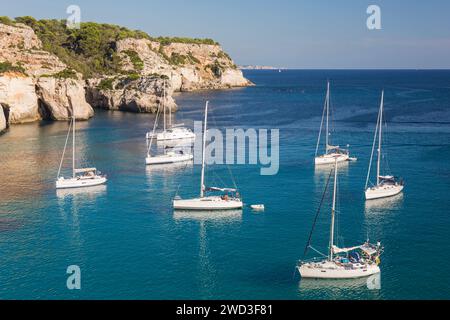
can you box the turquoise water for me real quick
[0,70,449,299]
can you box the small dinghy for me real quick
[250,204,265,211]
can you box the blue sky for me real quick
[2,0,450,68]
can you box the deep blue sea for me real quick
[1,70,450,299]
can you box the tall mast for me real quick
[168,82,172,128]
[72,109,76,178]
[377,90,384,186]
[329,159,338,261]
[163,80,166,132]
[325,81,330,151]
[200,101,209,198]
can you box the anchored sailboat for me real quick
[315,81,353,165]
[145,89,193,165]
[56,107,107,189]
[365,91,404,200]
[173,101,243,211]
[297,159,382,279]
[146,80,195,142]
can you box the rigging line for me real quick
[365,106,381,189]
[57,119,73,179]
[302,168,333,259]
[315,90,327,157]
[207,103,239,190]
[308,246,328,258]
[147,101,162,156]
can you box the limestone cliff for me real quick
[0,22,93,123]
[0,18,251,129]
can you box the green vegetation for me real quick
[0,61,26,75]
[0,16,15,26]
[97,78,115,90]
[4,17,150,78]
[123,50,144,71]
[41,68,77,79]
[153,36,218,46]
[0,16,223,78]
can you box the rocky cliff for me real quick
[0,18,251,128]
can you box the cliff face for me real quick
[86,38,250,112]
[0,23,93,123]
[0,20,251,128]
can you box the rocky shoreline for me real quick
[0,20,252,133]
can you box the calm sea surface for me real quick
[0,70,449,299]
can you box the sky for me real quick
[2,0,450,69]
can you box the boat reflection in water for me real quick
[365,193,404,214]
[56,184,107,199]
[173,209,242,297]
[173,209,242,222]
[145,161,193,175]
[299,273,381,292]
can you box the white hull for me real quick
[56,176,107,189]
[365,184,403,200]
[298,261,380,279]
[146,153,193,165]
[147,128,195,141]
[173,196,243,210]
[315,153,349,165]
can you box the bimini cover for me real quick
[332,245,363,254]
[74,168,97,174]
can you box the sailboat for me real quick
[56,109,107,189]
[173,101,243,210]
[315,81,352,165]
[297,159,382,279]
[365,91,404,200]
[146,80,195,142]
[145,90,193,165]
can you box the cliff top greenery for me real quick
[0,16,220,78]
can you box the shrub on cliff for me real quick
[123,50,144,71]
[0,61,27,75]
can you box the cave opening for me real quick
[1,103,10,128]
[37,98,53,120]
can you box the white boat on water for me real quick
[365,91,404,200]
[297,159,383,279]
[146,80,195,142]
[173,101,243,211]
[315,81,353,165]
[56,111,107,189]
[145,86,193,166]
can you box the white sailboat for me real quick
[297,159,382,279]
[173,101,243,211]
[315,81,352,165]
[146,80,195,142]
[145,92,193,165]
[56,112,107,189]
[365,91,404,200]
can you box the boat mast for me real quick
[325,81,330,152]
[200,101,209,198]
[377,90,384,186]
[329,159,338,261]
[72,108,76,178]
[163,80,166,132]
[168,82,172,128]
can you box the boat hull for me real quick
[298,262,380,279]
[56,176,107,189]
[173,196,243,210]
[147,129,195,141]
[365,184,403,200]
[146,153,193,165]
[315,154,349,165]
